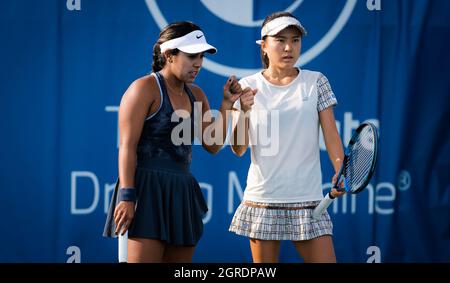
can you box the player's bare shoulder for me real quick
[124,74,159,104]
[118,75,161,119]
[186,83,207,102]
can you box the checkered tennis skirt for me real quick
[229,200,333,241]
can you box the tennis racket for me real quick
[118,231,128,263]
[312,122,379,220]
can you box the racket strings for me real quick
[345,127,376,192]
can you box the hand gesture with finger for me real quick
[240,87,258,112]
[223,75,242,105]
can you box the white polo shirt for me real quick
[234,68,337,203]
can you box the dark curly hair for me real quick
[152,21,202,72]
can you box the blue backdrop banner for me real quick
[1,0,449,263]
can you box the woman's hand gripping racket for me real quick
[312,122,379,220]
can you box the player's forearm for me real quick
[324,132,344,173]
[217,100,234,151]
[201,100,234,154]
[118,145,137,188]
[231,111,249,156]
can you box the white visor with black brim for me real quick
[256,16,307,45]
[160,30,217,54]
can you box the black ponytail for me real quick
[152,42,165,72]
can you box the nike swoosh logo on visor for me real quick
[196,35,203,39]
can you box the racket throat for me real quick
[328,192,336,199]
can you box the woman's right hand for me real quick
[114,201,135,235]
[240,87,257,112]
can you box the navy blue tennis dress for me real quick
[103,72,208,246]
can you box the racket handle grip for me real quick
[312,193,335,220]
[118,231,128,263]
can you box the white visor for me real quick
[160,30,217,54]
[256,16,307,45]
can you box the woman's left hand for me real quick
[223,75,242,105]
[330,173,346,198]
